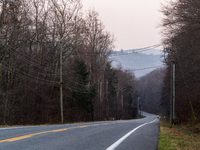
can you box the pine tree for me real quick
[72,59,90,113]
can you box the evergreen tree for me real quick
[72,59,90,113]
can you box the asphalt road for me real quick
[0,112,159,150]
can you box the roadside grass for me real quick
[158,119,200,150]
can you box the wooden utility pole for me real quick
[90,85,94,121]
[170,39,175,124]
[173,63,175,121]
[90,66,94,121]
[106,80,109,118]
[137,97,140,118]
[0,63,2,76]
[121,90,123,119]
[60,41,63,124]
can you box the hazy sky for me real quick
[82,0,166,51]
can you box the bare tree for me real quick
[161,0,200,123]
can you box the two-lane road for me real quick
[0,112,159,150]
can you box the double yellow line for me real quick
[0,126,87,143]
[0,121,132,143]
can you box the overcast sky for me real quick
[82,0,166,51]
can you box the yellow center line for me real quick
[0,121,135,143]
[102,123,109,125]
[77,125,88,128]
[0,126,87,143]
[89,124,100,127]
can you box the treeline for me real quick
[161,0,200,123]
[137,68,165,115]
[0,0,138,125]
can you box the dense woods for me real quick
[4,0,200,126]
[137,68,165,115]
[160,0,200,123]
[0,0,138,125]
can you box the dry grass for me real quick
[158,119,200,150]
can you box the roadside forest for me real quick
[160,0,200,123]
[0,0,138,125]
[137,68,165,115]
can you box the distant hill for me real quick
[110,50,165,78]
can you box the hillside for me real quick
[110,50,165,78]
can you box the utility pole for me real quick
[106,80,109,118]
[60,41,63,124]
[173,63,175,121]
[121,90,123,120]
[90,66,94,121]
[0,63,2,77]
[90,87,94,121]
[137,97,139,118]
[170,39,175,124]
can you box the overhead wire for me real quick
[4,47,59,74]
[111,44,163,56]
[1,62,91,93]
[0,42,166,92]
[1,53,90,90]
[0,40,63,71]
[1,59,60,77]
[1,65,57,86]
[125,65,165,72]
[1,66,90,94]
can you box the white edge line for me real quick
[106,119,157,150]
[0,127,25,130]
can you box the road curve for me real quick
[0,112,159,150]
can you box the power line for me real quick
[1,42,166,89]
[4,48,58,73]
[125,65,165,72]
[1,65,57,86]
[111,44,163,56]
